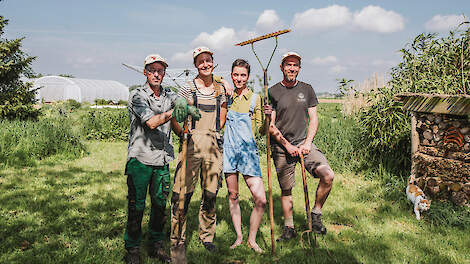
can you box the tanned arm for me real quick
[170,117,183,137]
[220,102,227,129]
[298,106,318,154]
[268,110,300,157]
[145,109,174,130]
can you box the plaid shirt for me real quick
[127,84,178,166]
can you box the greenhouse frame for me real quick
[33,76,129,103]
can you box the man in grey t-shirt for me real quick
[266,52,335,240]
[124,54,196,264]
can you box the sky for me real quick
[3,0,469,93]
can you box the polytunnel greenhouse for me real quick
[33,76,129,103]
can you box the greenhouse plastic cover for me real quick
[33,76,129,103]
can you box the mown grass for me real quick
[0,103,469,263]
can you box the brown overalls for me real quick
[170,80,224,247]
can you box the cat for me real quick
[406,175,431,220]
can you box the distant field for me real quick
[318,98,344,104]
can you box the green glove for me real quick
[212,74,223,83]
[188,105,201,121]
[173,97,188,122]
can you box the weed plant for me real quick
[0,117,86,167]
[81,109,128,141]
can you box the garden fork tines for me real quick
[299,154,317,252]
[235,29,290,256]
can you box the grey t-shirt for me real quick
[127,84,178,166]
[268,81,318,153]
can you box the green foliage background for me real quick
[0,16,40,120]
[357,24,470,172]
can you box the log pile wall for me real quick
[413,112,470,205]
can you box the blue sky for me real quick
[3,0,469,92]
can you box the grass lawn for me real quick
[1,140,469,264]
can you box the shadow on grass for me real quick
[0,163,127,264]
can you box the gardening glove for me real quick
[187,105,201,121]
[212,74,223,83]
[173,97,188,122]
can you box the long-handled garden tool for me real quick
[299,154,317,251]
[177,119,189,246]
[235,29,290,255]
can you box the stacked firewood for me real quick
[414,113,470,206]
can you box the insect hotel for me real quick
[395,93,470,206]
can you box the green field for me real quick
[0,104,469,264]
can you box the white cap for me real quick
[193,46,213,59]
[281,51,301,64]
[144,54,168,68]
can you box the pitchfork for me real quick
[299,154,317,251]
[235,29,290,255]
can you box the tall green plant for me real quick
[357,22,469,173]
[0,16,40,120]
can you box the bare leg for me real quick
[281,194,294,227]
[313,165,334,211]
[225,173,243,249]
[244,176,266,253]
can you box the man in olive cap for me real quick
[123,54,200,264]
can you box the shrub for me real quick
[64,99,81,110]
[118,100,128,106]
[94,99,108,105]
[356,24,470,174]
[0,118,87,166]
[81,109,129,141]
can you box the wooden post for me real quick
[411,112,419,176]
[264,69,275,255]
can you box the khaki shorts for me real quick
[272,144,329,191]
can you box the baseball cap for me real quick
[193,46,213,60]
[281,51,301,64]
[144,54,168,68]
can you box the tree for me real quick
[0,15,40,120]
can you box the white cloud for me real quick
[329,65,346,74]
[312,56,338,65]
[191,27,238,51]
[425,14,466,32]
[171,49,193,64]
[353,6,405,33]
[292,5,352,31]
[256,10,284,32]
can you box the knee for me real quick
[319,167,334,185]
[228,191,239,202]
[254,194,266,209]
[202,190,217,213]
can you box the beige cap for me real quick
[193,46,213,59]
[144,54,168,68]
[281,51,301,64]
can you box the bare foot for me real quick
[230,238,243,249]
[247,241,264,253]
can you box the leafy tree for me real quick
[0,15,40,120]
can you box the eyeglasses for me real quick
[146,68,165,75]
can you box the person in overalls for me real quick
[170,46,233,263]
[223,59,267,253]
